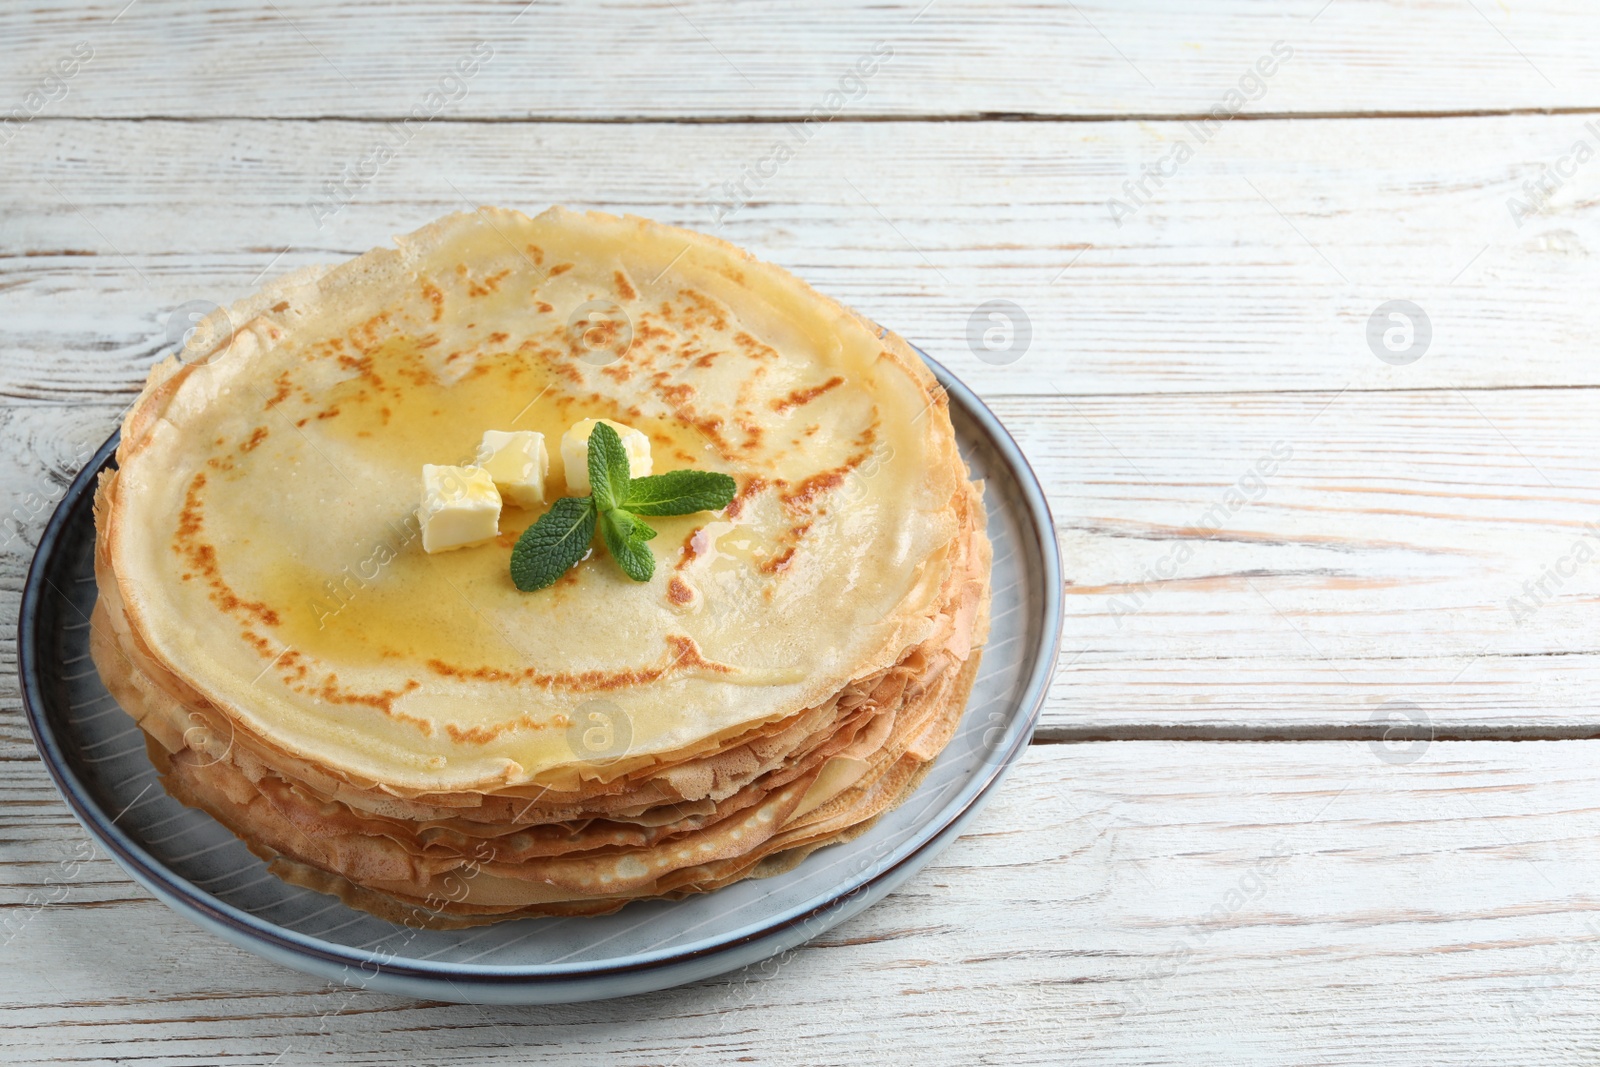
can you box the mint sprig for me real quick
[510,422,736,591]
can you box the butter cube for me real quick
[474,430,548,507]
[418,465,501,554]
[561,418,653,494]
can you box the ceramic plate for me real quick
[18,348,1062,1004]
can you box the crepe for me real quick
[91,206,991,923]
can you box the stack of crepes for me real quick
[90,207,991,925]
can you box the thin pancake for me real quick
[102,207,969,797]
[91,206,993,923]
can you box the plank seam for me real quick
[18,108,1600,125]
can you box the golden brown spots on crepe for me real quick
[348,311,395,355]
[725,476,769,520]
[636,320,671,344]
[677,289,729,333]
[445,716,556,745]
[771,376,844,414]
[172,473,280,629]
[569,316,628,362]
[421,280,445,322]
[647,376,740,457]
[519,337,584,385]
[239,427,269,453]
[335,351,380,384]
[240,628,425,725]
[425,635,732,693]
[737,419,763,451]
[264,371,294,410]
[667,576,695,604]
[314,675,423,717]
[760,546,797,574]
[613,270,637,301]
[549,263,573,277]
[732,331,779,363]
[467,269,512,298]
[677,526,711,570]
[781,469,847,512]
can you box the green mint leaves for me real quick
[587,419,632,513]
[508,497,596,592]
[510,422,737,591]
[600,507,658,583]
[620,469,742,516]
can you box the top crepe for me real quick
[102,207,970,799]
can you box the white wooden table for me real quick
[7,2,1600,1062]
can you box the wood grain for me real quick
[7,386,1600,735]
[4,117,1600,403]
[5,741,1600,1065]
[9,7,1600,1057]
[4,1,1600,119]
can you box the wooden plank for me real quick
[4,1,1600,119]
[1039,387,1600,734]
[5,116,1600,402]
[7,380,1600,734]
[4,741,1600,1065]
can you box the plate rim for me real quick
[17,348,1063,988]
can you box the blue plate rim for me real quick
[17,347,1063,987]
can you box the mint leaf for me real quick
[600,507,657,582]
[587,421,631,512]
[510,496,596,591]
[622,470,737,517]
